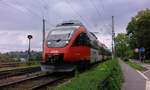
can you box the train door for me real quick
[87,37,99,63]
[90,48,99,63]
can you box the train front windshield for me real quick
[47,28,75,48]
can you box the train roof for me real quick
[54,25,80,30]
[89,32,98,39]
[49,20,87,32]
[56,20,84,27]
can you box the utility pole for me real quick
[43,19,45,55]
[112,16,115,58]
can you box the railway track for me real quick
[29,76,65,90]
[0,63,18,68]
[0,66,41,79]
[0,72,66,90]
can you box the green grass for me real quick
[54,59,123,90]
[144,60,150,63]
[126,61,147,71]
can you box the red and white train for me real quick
[41,20,111,72]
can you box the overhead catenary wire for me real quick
[64,0,96,30]
[1,0,54,27]
[38,0,48,19]
[88,0,113,38]
[99,0,105,15]
[86,0,104,31]
[86,0,112,49]
[88,0,102,19]
[37,0,63,27]
[64,0,112,44]
[1,0,42,19]
[36,0,55,27]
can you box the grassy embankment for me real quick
[55,59,123,90]
[126,60,147,71]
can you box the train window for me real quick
[72,32,90,46]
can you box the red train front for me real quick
[41,20,111,72]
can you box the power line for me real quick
[38,0,48,19]
[3,0,53,27]
[88,0,112,37]
[99,0,105,15]
[7,1,53,27]
[37,0,62,27]
[87,0,104,31]
[1,1,42,19]
[64,0,95,29]
[88,0,102,18]
[64,0,82,19]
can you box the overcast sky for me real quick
[0,0,149,52]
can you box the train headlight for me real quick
[48,41,51,44]
[65,41,69,44]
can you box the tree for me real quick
[0,53,13,63]
[126,9,150,59]
[115,33,132,58]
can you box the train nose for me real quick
[47,53,64,64]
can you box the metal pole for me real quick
[42,19,45,55]
[139,51,141,62]
[28,38,31,61]
[27,35,32,63]
[112,16,115,58]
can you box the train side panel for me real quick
[66,46,90,61]
[90,49,98,63]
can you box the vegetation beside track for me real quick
[126,60,147,71]
[55,59,123,90]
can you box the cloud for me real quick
[0,0,150,52]
[0,31,42,52]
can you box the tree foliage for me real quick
[115,33,132,58]
[0,53,13,63]
[0,51,42,63]
[126,9,150,59]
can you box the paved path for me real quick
[142,64,150,90]
[142,64,150,80]
[119,60,146,90]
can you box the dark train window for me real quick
[72,32,90,46]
